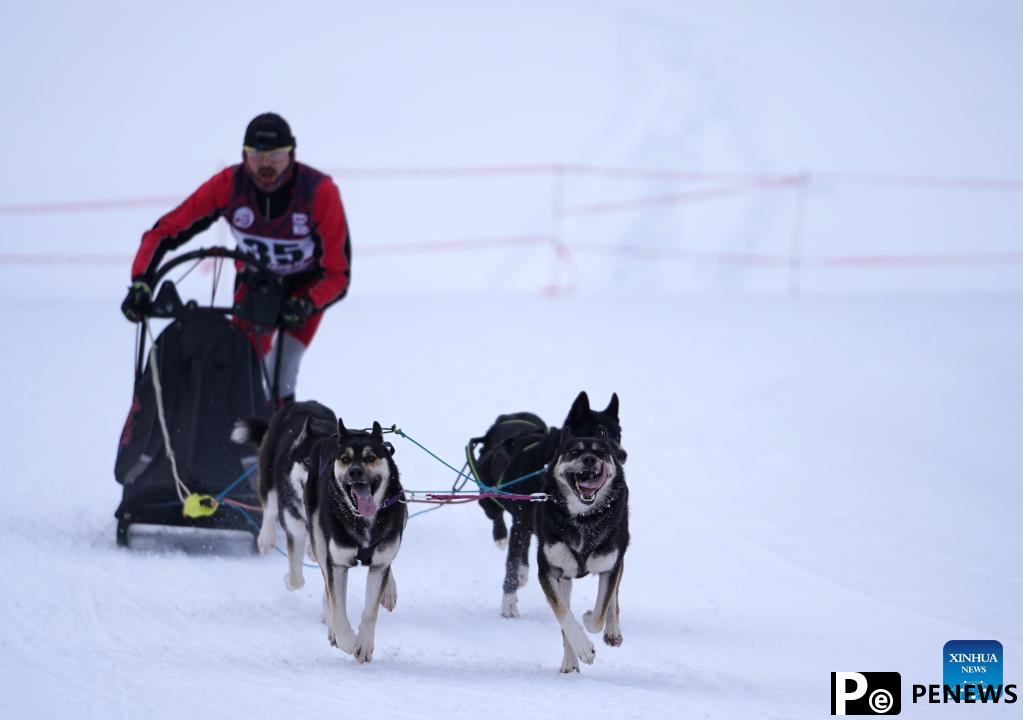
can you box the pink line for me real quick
[815,173,1023,193]
[4,166,1023,218]
[570,244,1023,269]
[0,253,132,265]
[326,164,560,179]
[571,244,791,267]
[562,177,803,216]
[806,253,1023,268]
[558,164,789,183]
[0,195,182,216]
[0,235,554,267]
[360,233,554,255]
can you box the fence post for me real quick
[544,163,574,295]
[788,171,810,297]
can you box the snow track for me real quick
[3,296,1021,718]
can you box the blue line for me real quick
[214,464,257,502]
[219,502,319,568]
[408,505,444,520]
[396,429,546,496]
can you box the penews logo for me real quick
[831,672,901,715]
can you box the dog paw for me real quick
[576,641,596,664]
[494,537,509,551]
[332,632,357,655]
[516,565,529,589]
[257,531,275,555]
[604,630,623,647]
[501,593,520,618]
[354,633,374,663]
[560,655,581,674]
[566,630,595,665]
[380,583,397,612]
[284,573,305,591]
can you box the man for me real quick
[121,112,350,405]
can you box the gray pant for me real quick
[262,332,307,401]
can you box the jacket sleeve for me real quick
[131,167,235,281]
[305,177,351,309]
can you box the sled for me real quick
[114,247,284,551]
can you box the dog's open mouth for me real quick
[568,466,608,504]
[346,482,378,518]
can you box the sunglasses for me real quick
[243,145,293,162]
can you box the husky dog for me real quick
[537,425,629,673]
[472,391,623,618]
[305,420,406,663]
[231,400,336,590]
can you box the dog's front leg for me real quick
[584,558,624,646]
[329,565,357,654]
[539,572,594,672]
[354,565,389,663]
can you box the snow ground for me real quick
[2,294,1022,719]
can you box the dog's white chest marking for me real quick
[585,549,619,575]
[543,542,579,578]
[371,541,399,566]
[328,540,358,568]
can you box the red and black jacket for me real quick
[131,162,350,310]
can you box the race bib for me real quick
[231,229,316,275]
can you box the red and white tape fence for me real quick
[2,164,1022,286]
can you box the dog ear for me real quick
[371,421,384,442]
[566,391,590,424]
[337,418,349,437]
[604,393,619,419]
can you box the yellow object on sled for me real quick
[182,494,219,518]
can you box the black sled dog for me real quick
[305,420,406,663]
[232,400,337,590]
[537,425,629,672]
[471,391,623,618]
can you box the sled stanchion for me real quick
[272,327,284,404]
[134,321,146,383]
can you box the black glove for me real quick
[279,296,314,330]
[120,281,151,323]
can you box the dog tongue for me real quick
[578,464,609,492]
[352,484,378,518]
[578,478,604,492]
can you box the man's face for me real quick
[243,146,293,191]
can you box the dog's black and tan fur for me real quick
[537,425,629,672]
[473,391,623,619]
[305,420,407,663]
[232,400,337,590]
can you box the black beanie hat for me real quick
[243,113,296,150]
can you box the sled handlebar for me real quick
[141,246,284,327]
